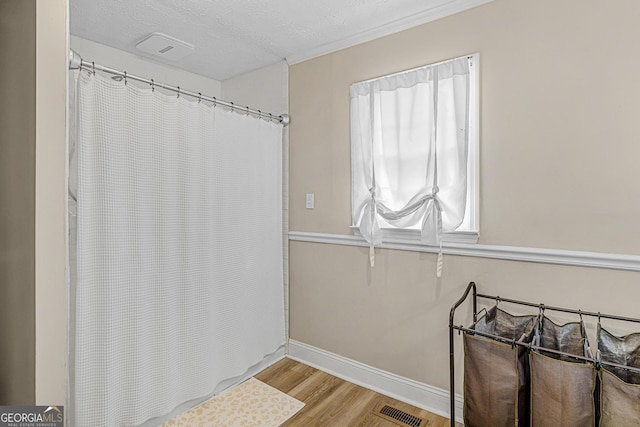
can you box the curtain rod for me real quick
[353,53,477,87]
[68,50,290,127]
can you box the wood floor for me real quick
[255,357,457,427]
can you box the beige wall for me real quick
[289,0,640,394]
[0,0,67,406]
[0,0,37,405]
[222,60,289,115]
[35,0,68,405]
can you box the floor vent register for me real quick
[373,403,428,427]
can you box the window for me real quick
[350,54,479,248]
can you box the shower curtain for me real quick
[69,70,286,426]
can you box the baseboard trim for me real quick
[287,339,463,424]
[289,230,640,273]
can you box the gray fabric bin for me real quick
[463,306,537,427]
[529,317,596,427]
[597,326,640,384]
[599,368,640,427]
[597,326,640,427]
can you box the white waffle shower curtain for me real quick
[69,71,285,426]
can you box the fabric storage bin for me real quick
[598,326,640,384]
[463,306,538,427]
[529,316,596,427]
[597,326,640,426]
[599,369,640,426]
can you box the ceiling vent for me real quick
[135,33,194,61]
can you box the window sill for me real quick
[349,226,479,246]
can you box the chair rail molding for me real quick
[288,231,640,272]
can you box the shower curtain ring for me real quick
[258,110,262,119]
[150,79,155,92]
[246,106,250,116]
[124,71,127,85]
[92,61,96,75]
[230,101,234,112]
[212,97,217,107]
[198,93,202,103]
[177,87,180,98]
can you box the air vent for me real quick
[135,33,194,61]
[373,404,428,427]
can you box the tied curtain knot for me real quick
[362,186,444,268]
[361,186,443,245]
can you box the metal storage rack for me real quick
[448,281,640,427]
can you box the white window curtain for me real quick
[351,56,471,266]
[69,70,285,426]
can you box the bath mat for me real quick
[162,378,304,427]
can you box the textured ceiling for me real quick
[70,0,489,81]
